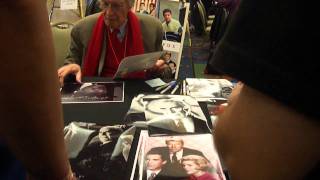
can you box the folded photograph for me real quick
[60,82,124,103]
[186,78,234,102]
[113,51,164,79]
[125,94,212,134]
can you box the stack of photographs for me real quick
[130,131,227,180]
[60,82,124,104]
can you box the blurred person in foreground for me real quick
[210,0,320,179]
[58,0,167,86]
[0,1,73,179]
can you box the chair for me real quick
[85,0,102,16]
[51,22,74,68]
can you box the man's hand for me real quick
[148,59,168,74]
[57,64,81,87]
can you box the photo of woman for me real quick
[182,155,224,180]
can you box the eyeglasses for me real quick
[102,2,125,11]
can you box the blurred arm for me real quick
[0,1,71,179]
[215,84,320,179]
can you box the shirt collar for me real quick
[110,19,128,39]
[147,169,161,178]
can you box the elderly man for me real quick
[58,0,165,86]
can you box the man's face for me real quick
[140,3,145,10]
[102,0,130,29]
[81,84,106,97]
[146,154,166,171]
[150,4,155,10]
[163,12,172,22]
[99,127,111,143]
[167,140,183,153]
[182,160,201,175]
[164,54,171,61]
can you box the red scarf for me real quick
[82,11,145,77]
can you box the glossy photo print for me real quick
[125,94,211,135]
[134,133,227,180]
[60,82,124,103]
[64,122,135,180]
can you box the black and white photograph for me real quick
[135,134,226,180]
[186,78,234,102]
[64,121,136,180]
[125,94,211,134]
[60,82,124,103]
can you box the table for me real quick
[62,77,212,129]
[62,77,153,125]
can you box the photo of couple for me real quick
[136,134,226,180]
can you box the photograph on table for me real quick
[60,81,124,103]
[186,78,234,102]
[124,94,211,134]
[64,121,136,180]
[134,133,227,180]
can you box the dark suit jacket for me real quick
[156,147,204,179]
[159,147,204,163]
[143,169,185,180]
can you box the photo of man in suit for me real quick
[154,136,205,179]
[144,147,168,180]
[69,125,128,180]
[143,97,211,134]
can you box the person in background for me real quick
[205,0,240,75]
[211,0,320,179]
[0,1,73,180]
[58,0,165,86]
[162,8,182,35]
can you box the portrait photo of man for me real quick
[162,8,182,42]
[142,95,211,134]
[67,124,129,180]
[61,82,124,103]
[143,147,169,180]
